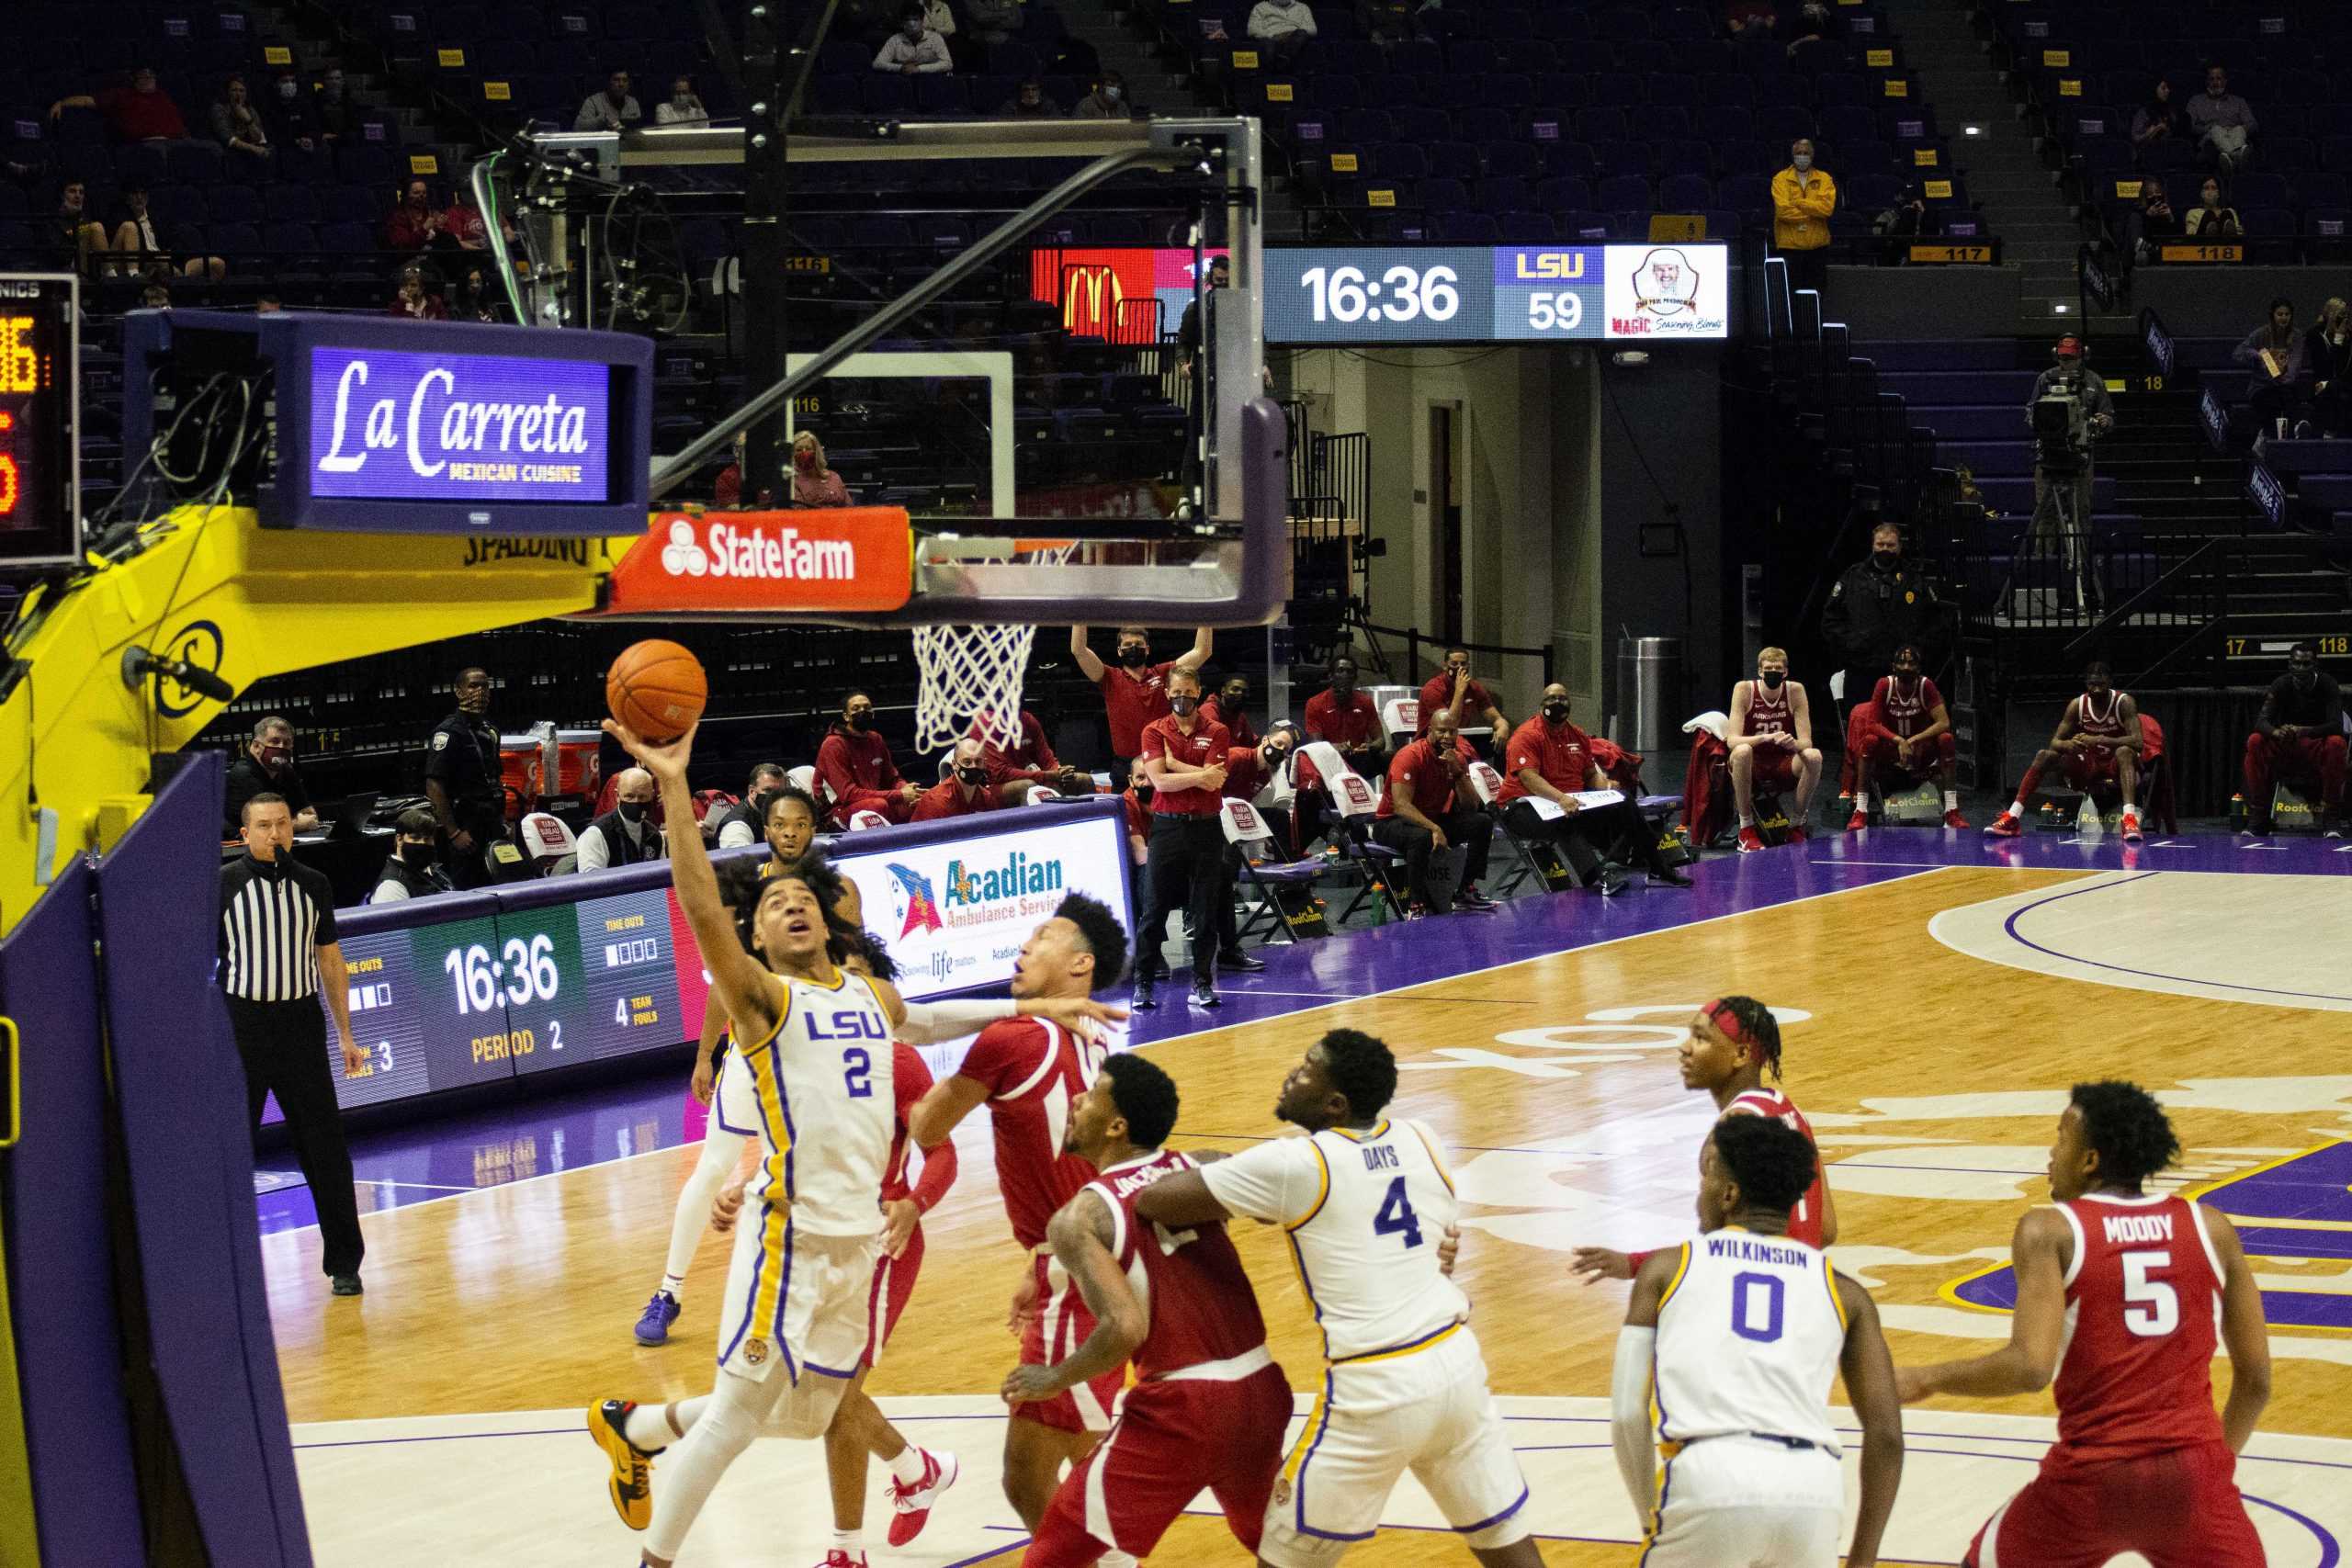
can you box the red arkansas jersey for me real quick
[1740,679,1792,737]
[880,1042,933,1204]
[2045,1192,2228,1470]
[1870,675,1942,739]
[956,1020,1109,1249]
[1727,1087,1826,1248]
[2074,689,2132,748]
[1088,1149,1271,1380]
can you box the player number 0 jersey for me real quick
[1653,1227,1845,1455]
[734,969,897,1237]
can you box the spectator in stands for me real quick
[1725,648,1823,851]
[2130,78,2187,156]
[789,431,854,507]
[2188,63,2256,174]
[2243,642,2345,836]
[654,75,710,128]
[1873,181,1939,244]
[1072,71,1131,118]
[1724,0,1777,39]
[453,266,503,322]
[818,690,922,824]
[577,768,669,869]
[440,187,495,251]
[109,183,223,281]
[1418,646,1511,755]
[1780,0,1836,54]
[224,716,320,834]
[914,739,1005,821]
[1844,643,1965,830]
[255,292,283,313]
[50,180,107,275]
[1069,623,1215,786]
[1247,0,1319,67]
[974,708,1089,796]
[577,69,643,130]
[2305,297,2351,438]
[966,0,1024,51]
[210,75,272,164]
[715,430,772,509]
[1498,682,1690,893]
[1822,520,1944,732]
[140,280,172,310]
[2184,176,2243,239]
[712,763,789,848]
[54,66,191,144]
[312,67,358,144]
[1377,707,1498,915]
[2132,179,2180,262]
[368,807,452,904]
[389,266,447,320]
[1304,654,1384,773]
[999,77,1062,118]
[1771,138,1836,299]
[268,67,321,152]
[2234,297,2308,440]
[387,178,449,252]
[1203,674,1259,750]
[875,3,954,73]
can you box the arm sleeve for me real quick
[576,826,611,871]
[1199,1136,1319,1224]
[895,998,1020,1045]
[1611,1326,1660,1518]
[910,1131,959,1210]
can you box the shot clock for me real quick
[0,275,79,568]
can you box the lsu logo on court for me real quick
[1512,251,1589,279]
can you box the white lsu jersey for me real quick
[732,968,896,1238]
[1653,1227,1846,1455]
[1203,1116,1468,1369]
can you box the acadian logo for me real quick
[945,852,1064,908]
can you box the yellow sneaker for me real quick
[587,1399,655,1530]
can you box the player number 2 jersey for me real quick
[2047,1192,2227,1468]
[1202,1117,1468,1368]
[956,1019,1110,1251]
[735,969,896,1237]
[1090,1149,1271,1380]
[1653,1227,1845,1455]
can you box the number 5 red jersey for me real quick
[2046,1192,2228,1471]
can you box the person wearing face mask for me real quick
[424,666,508,889]
[369,807,454,903]
[575,67,643,131]
[2303,297,2352,437]
[1822,521,1946,762]
[2241,642,2345,837]
[1201,674,1260,750]
[653,74,709,127]
[970,705,1091,797]
[1134,668,1231,1009]
[224,714,321,834]
[1208,720,1300,962]
[818,690,922,826]
[577,768,669,871]
[1072,70,1130,118]
[714,762,790,849]
[874,2,954,74]
[913,738,1007,821]
[1842,644,1966,831]
[1068,622,1215,786]
[1376,708,1498,916]
[266,67,320,152]
[2187,62,2256,174]
[998,76,1062,118]
[1724,649,1823,852]
[1499,684,1692,892]
[789,430,855,508]
[1770,138,1836,301]
[2131,78,2186,152]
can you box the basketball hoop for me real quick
[909,536,1077,753]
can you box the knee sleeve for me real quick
[761,1371,853,1440]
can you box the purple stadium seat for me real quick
[1596,174,1652,211]
[1590,73,1645,108]
[260,220,315,254]
[1434,209,1498,243]
[1591,141,1652,180]
[1427,141,1481,181]
[1534,175,1594,211]
[1647,73,1697,107]
[1495,209,1556,243]
[166,141,222,185]
[1372,142,1430,181]
[1483,141,1540,180]
[1557,209,1611,239]
[1698,73,1756,109]
[1416,176,1473,213]
[1716,174,1772,214]
[1543,141,1599,180]
[1477,175,1532,211]
[1574,107,1628,144]
[1458,107,1516,144]
[1661,140,1714,178]
[1336,108,1393,144]
[1476,73,1532,108]
[1447,40,1500,75]
[315,220,371,254]
[204,184,261,223]
[1695,105,1754,142]
[1658,174,1713,210]
[1757,105,1815,145]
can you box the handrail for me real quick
[2060,536,2229,660]
[1352,618,1555,689]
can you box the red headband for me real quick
[1703,998,1747,1043]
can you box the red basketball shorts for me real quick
[1742,740,1800,791]
[1015,1249,1128,1434]
[1964,1441,2265,1568]
[1860,730,1956,781]
[860,1223,923,1370]
[1024,1361,1293,1566]
[2060,746,2123,791]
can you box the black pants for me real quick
[1374,808,1493,911]
[1779,245,1827,302]
[445,807,504,890]
[1137,814,1225,984]
[1506,796,1668,886]
[227,995,365,1278]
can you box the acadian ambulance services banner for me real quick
[831,811,1132,1000]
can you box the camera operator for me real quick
[2024,336,2114,605]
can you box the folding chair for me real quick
[846,809,890,830]
[1221,798,1329,942]
[1380,694,1421,754]
[1296,742,1408,922]
[1465,761,1558,897]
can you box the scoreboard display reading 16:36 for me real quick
[1262,243,1730,344]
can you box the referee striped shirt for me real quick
[219,852,340,1003]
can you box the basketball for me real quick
[605,639,707,741]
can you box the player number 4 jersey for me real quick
[1201,1117,1468,1366]
[2047,1192,2228,1468]
[1653,1227,1846,1455]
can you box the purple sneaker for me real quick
[633,1291,681,1346]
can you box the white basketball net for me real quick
[909,543,1077,754]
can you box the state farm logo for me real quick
[659,517,861,581]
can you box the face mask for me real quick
[399,841,435,870]
[1170,694,1198,716]
[1118,645,1148,667]
[1223,693,1248,712]
[1761,671,1786,689]
[795,449,819,471]
[260,745,290,767]
[1792,153,1813,172]
[1543,702,1570,721]
[278,81,298,98]
[1872,550,1898,570]
[1134,783,1155,805]
[846,712,872,732]
[957,767,989,787]
[2292,668,2316,688]
[618,800,649,824]
[1103,85,1123,102]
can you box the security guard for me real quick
[424,665,507,889]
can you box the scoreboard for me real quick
[1262,243,1731,345]
[0,275,77,568]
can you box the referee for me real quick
[220,792,368,1296]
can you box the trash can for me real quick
[1616,636,1682,756]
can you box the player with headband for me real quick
[1568,996,1838,1284]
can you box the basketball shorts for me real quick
[1743,741,1800,792]
[1261,1326,1530,1568]
[1860,730,1955,781]
[1641,1435,1845,1568]
[2060,747,2122,791]
[1025,1355,1293,1567]
[714,1045,757,1138]
[714,1202,880,1385]
[1017,1247,1127,1434]
[1963,1441,2265,1568]
[860,1223,925,1370]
